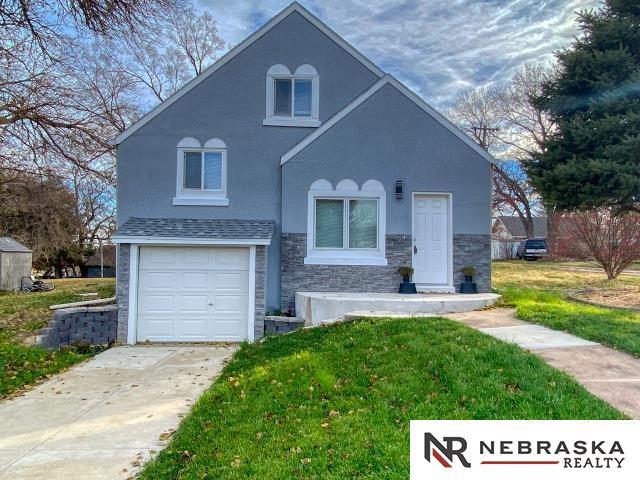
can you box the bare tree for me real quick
[562,209,640,280]
[446,64,556,239]
[112,3,225,103]
[168,6,225,75]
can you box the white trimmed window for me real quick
[305,179,386,265]
[173,137,229,206]
[264,64,320,127]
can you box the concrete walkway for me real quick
[0,345,236,480]
[446,308,640,418]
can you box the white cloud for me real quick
[196,0,599,108]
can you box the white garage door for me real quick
[137,246,250,342]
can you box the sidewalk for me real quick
[445,308,640,418]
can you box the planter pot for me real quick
[464,275,473,283]
[398,281,417,294]
[459,281,477,294]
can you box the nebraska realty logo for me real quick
[410,421,640,479]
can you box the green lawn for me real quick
[0,278,115,397]
[493,261,640,357]
[140,317,623,480]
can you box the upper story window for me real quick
[305,179,387,265]
[173,137,229,206]
[263,64,320,128]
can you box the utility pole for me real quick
[470,124,499,150]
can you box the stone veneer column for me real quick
[452,234,491,293]
[116,243,130,344]
[254,245,267,339]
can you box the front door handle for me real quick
[414,245,418,254]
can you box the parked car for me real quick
[516,238,548,261]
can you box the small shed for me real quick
[85,244,116,278]
[0,237,33,290]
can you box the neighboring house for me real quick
[85,245,116,278]
[0,237,32,290]
[112,2,493,344]
[491,216,548,259]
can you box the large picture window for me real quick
[314,198,378,250]
[305,179,386,265]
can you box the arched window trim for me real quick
[264,64,320,128]
[305,179,387,265]
[173,137,229,206]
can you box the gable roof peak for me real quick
[280,74,495,165]
[112,1,383,145]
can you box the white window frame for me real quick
[264,64,320,128]
[305,179,387,265]
[173,137,229,206]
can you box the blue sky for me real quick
[196,0,599,108]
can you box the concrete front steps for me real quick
[295,292,501,326]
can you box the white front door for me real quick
[412,194,450,287]
[137,246,250,342]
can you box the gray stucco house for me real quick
[112,2,493,344]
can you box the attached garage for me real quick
[137,246,250,342]
[113,218,274,344]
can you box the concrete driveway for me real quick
[0,345,236,479]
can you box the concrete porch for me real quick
[295,291,501,325]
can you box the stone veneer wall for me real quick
[116,244,267,343]
[281,234,412,310]
[452,234,491,293]
[40,305,118,349]
[281,233,492,309]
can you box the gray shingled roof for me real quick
[497,216,548,239]
[0,237,32,253]
[115,218,275,241]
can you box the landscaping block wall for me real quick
[39,305,118,349]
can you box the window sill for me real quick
[172,197,229,206]
[263,117,321,128]
[304,255,387,266]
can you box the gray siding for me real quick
[281,84,492,236]
[116,11,379,309]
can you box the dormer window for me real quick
[264,64,320,127]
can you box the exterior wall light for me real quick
[395,180,403,200]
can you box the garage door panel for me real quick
[179,319,208,337]
[140,295,174,313]
[212,249,250,269]
[143,271,175,290]
[181,295,209,313]
[143,318,175,338]
[214,295,245,312]
[182,272,209,289]
[141,247,177,267]
[137,246,250,342]
[214,272,248,291]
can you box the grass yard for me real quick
[0,278,115,397]
[140,317,623,480]
[493,261,640,357]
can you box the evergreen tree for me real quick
[527,0,640,214]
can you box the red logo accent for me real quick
[432,448,452,468]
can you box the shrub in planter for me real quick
[397,266,417,294]
[459,266,477,294]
